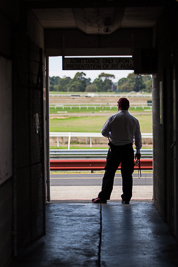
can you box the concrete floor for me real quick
[11,202,178,267]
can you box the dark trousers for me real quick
[98,143,134,201]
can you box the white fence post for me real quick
[68,133,71,150]
[49,132,153,149]
[90,137,92,147]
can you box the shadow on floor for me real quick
[11,202,178,267]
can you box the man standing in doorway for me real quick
[92,98,142,204]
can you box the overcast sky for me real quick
[49,56,133,83]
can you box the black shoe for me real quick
[121,194,125,203]
[121,194,130,204]
[92,197,107,203]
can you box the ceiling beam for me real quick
[23,0,175,9]
[44,28,153,56]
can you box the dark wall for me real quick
[0,179,12,267]
[0,6,13,267]
[153,3,178,236]
[0,2,46,266]
[13,27,45,253]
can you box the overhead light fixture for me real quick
[103,17,112,33]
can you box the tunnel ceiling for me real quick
[25,0,174,34]
[32,7,164,34]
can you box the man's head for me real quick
[117,98,130,110]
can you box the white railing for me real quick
[49,93,152,98]
[50,132,153,149]
[49,104,152,110]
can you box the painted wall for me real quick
[0,2,45,266]
[0,4,14,266]
[153,3,178,237]
[12,10,45,255]
[0,57,12,186]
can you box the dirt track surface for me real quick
[49,95,152,118]
[49,95,151,105]
[50,112,152,118]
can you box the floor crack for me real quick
[98,204,102,267]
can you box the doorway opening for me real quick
[47,56,153,202]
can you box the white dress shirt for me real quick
[101,110,142,153]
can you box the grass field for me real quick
[49,106,152,114]
[50,114,152,133]
[49,93,152,148]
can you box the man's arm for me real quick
[135,120,142,159]
[101,117,111,138]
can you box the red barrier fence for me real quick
[50,159,152,171]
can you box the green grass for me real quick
[50,116,106,132]
[49,106,152,114]
[50,114,152,133]
[135,115,152,133]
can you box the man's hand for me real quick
[135,153,141,161]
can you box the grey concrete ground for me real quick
[50,186,153,202]
[50,173,153,201]
[11,202,178,267]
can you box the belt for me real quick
[109,142,132,148]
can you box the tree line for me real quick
[49,72,152,93]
